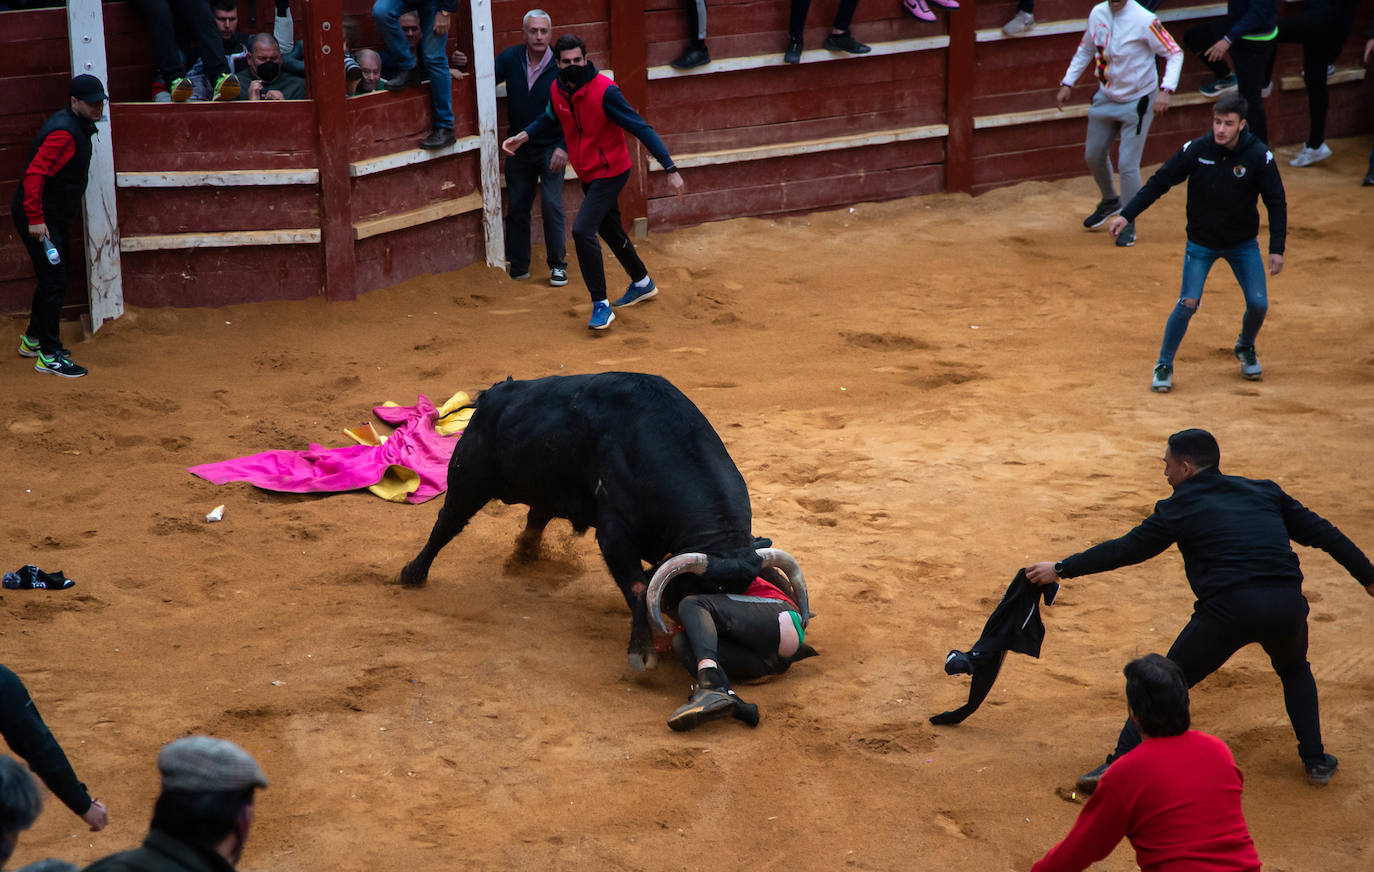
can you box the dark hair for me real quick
[210,0,237,12]
[151,788,255,847]
[1124,654,1190,737]
[1213,93,1248,120]
[1167,428,1220,470]
[341,16,360,50]
[0,756,41,837]
[553,34,586,57]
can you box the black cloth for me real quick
[1183,18,1276,145]
[675,593,814,683]
[503,144,566,275]
[1057,467,1374,598]
[17,108,95,223]
[930,570,1058,725]
[10,206,72,355]
[493,45,563,148]
[131,0,229,82]
[3,565,74,590]
[573,170,648,301]
[82,830,236,872]
[232,68,308,100]
[1121,128,1286,254]
[1111,584,1323,761]
[789,0,860,40]
[1263,1,1359,148]
[0,665,92,816]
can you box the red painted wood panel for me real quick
[111,102,320,171]
[354,210,485,293]
[116,186,322,235]
[121,245,324,307]
[349,154,481,221]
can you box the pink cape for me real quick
[187,395,460,504]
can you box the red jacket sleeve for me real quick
[21,129,77,225]
[1030,784,1131,872]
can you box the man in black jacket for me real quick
[1107,94,1285,392]
[1026,429,1374,791]
[0,666,107,832]
[10,75,105,379]
[494,10,568,286]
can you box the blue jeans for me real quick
[1157,239,1268,367]
[504,144,567,275]
[372,0,454,130]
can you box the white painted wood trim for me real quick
[120,229,321,252]
[349,136,481,177]
[654,124,950,170]
[1279,66,1365,91]
[68,0,124,331]
[976,4,1227,42]
[117,169,320,187]
[974,90,1210,130]
[470,0,504,268]
[352,191,485,240]
[648,36,949,80]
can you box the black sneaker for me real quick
[1115,221,1136,247]
[783,38,803,64]
[823,31,870,54]
[667,688,737,731]
[420,127,456,150]
[386,65,424,92]
[1074,759,1112,796]
[1304,753,1338,785]
[1199,74,1238,98]
[34,349,87,378]
[549,267,568,286]
[670,45,710,70]
[1083,198,1122,229]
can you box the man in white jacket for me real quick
[1058,0,1182,247]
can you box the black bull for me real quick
[399,372,767,669]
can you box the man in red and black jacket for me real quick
[10,75,105,379]
[501,35,686,331]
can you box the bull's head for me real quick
[643,548,812,639]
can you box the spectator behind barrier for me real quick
[355,48,385,93]
[132,0,239,102]
[187,0,294,101]
[82,736,267,872]
[234,34,308,101]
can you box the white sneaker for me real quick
[1260,80,1273,98]
[1290,143,1332,167]
[1002,10,1034,36]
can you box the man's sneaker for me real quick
[783,39,803,64]
[1083,198,1122,229]
[17,335,40,358]
[170,76,195,102]
[1151,364,1173,393]
[823,31,870,54]
[34,350,87,378]
[1260,80,1274,98]
[667,688,737,732]
[1290,142,1332,167]
[212,72,240,102]
[386,65,424,92]
[152,81,172,103]
[549,267,568,286]
[588,300,615,330]
[1074,759,1112,796]
[611,278,658,307]
[1233,343,1262,380]
[1304,753,1338,786]
[1002,10,1035,36]
[670,45,710,70]
[420,127,456,150]
[1115,221,1136,247]
[1200,74,1237,97]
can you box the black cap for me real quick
[70,74,108,103]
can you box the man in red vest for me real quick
[502,35,685,330]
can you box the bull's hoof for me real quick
[627,651,659,672]
[397,563,429,587]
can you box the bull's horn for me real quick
[645,552,709,635]
[757,548,811,627]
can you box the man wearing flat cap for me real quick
[82,736,267,872]
[11,74,108,379]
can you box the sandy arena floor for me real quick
[4,135,1373,871]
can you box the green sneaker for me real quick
[35,349,88,378]
[170,76,195,102]
[17,334,40,358]
[212,72,240,102]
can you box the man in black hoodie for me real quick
[1026,429,1374,791]
[1106,93,1285,392]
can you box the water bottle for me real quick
[41,236,60,266]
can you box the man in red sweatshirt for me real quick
[1031,654,1261,872]
[10,75,105,379]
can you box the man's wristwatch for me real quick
[1053,561,1066,577]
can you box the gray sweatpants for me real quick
[1084,89,1155,205]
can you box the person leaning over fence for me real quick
[1030,654,1262,872]
[1058,0,1182,248]
[494,9,569,286]
[374,0,458,149]
[186,0,294,101]
[233,34,307,101]
[502,35,686,331]
[82,736,266,872]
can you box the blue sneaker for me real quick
[611,278,658,307]
[588,300,615,330]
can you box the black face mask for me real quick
[558,63,593,89]
[256,61,280,82]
